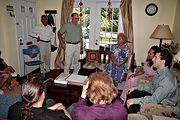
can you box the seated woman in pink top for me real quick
[73,72,127,120]
[120,46,160,103]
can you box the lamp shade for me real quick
[150,24,174,40]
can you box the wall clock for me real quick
[145,3,158,16]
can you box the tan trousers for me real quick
[64,43,80,74]
[39,42,51,74]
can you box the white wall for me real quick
[0,0,19,73]
[132,0,177,65]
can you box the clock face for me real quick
[145,3,158,16]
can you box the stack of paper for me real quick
[54,73,88,86]
[54,73,70,84]
[66,74,88,86]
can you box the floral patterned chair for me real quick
[139,103,180,120]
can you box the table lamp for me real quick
[150,24,174,47]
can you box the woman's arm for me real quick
[48,103,72,120]
[127,67,145,79]
[116,56,129,67]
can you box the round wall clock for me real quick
[145,3,158,16]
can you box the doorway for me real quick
[14,0,37,76]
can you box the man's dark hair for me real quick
[41,15,47,19]
[159,49,173,68]
[71,13,78,17]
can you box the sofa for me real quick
[139,103,180,120]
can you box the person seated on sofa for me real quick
[126,49,178,114]
[0,50,18,90]
[120,46,160,103]
[104,33,129,86]
[0,84,21,118]
[8,77,72,120]
[73,72,128,120]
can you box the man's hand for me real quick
[127,99,134,108]
[60,39,66,49]
[81,81,89,98]
[80,47,83,54]
[128,88,134,94]
[37,36,40,42]
[144,75,153,80]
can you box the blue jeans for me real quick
[0,95,22,118]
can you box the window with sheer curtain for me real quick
[73,0,123,51]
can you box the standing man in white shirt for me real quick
[30,15,55,76]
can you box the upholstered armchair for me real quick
[139,103,180,120]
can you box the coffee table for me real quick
[45,69,122,108]
[45,69,96,108]
[45,80,82,108]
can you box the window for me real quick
[100,7,120,47]
[74,0,123,50]
[29,7,33,13]
[21,6,25,13]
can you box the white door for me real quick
[14,0,37,76]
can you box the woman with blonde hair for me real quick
[104,33,130,86]
[73,72,127,120]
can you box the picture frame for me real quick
[86,49,99,63]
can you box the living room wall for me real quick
[132,0,177,65]
[0,0,20,73]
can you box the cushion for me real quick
[140,103,180,120]
[128,114,148,120]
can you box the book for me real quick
[54,73,70,84]
[54,73,88,86]
[66,74,88,86]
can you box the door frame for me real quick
[14,0,37,76]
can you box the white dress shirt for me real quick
[30,24,55,45]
